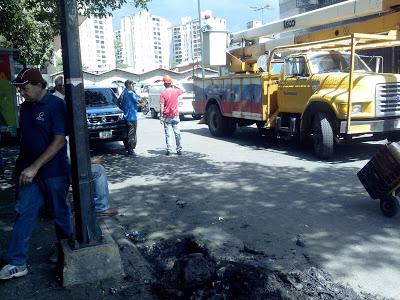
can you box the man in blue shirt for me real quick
[0,68,72,280]
[121,80,142,156]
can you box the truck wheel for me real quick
[312,112,334,159]
[208,104,225,136]
[142,105,150,115]
[380,195,399,217]
[224,119,237,136]
[387,132,400,142]
[207,104,236,137]
[150,108,158,119]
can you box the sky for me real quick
[111,0,280,32]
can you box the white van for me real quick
[147,81,201,119]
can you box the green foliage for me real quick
[0,0,150,67]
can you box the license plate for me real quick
[99,130,112,139]
[396,121,400,129]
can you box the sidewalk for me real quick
[0,145,154,300]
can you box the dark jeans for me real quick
[0,150,4,176]
[7,175,72,266]
[123,120,137,152]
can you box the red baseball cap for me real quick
[12,68,45,86]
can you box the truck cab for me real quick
[275,50,400,157]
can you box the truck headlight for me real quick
[338,103,362,114]
[118,113,124,120]
[352,104,362,114]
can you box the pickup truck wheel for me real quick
[142,105,150,115]
[312,112,334,159]
[380,195,399,217]
[150,108,158,119]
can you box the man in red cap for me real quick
[0,68,72,280]
[160,75,184,156]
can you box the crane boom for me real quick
[231,0,400,43]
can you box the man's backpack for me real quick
[116,90,125,109]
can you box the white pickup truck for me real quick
[146,81,201,119]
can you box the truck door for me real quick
[278,56,313,114]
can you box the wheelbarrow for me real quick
[357,142,400,217]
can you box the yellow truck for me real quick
[194,2,400,158]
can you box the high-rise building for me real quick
[279,0,346,18]
[114,30,123,66]
[79,16,116,72]
[171,11,226,66]
[120,11,171,72]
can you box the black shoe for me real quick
[127,150,136,156]
[177,151,182,156]
[166,151,171,156]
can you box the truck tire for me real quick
[380,195,399,217]
[207,104,236,137]
[312,112,334,159]
[150,108,158,119]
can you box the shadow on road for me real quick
[182,126,383,163]
[0,133,397,298]
[89,145,400,287]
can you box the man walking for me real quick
[0,68,72,280]
[121,80,141,156]
[160,75,183,156]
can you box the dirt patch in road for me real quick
[137,234,363,300]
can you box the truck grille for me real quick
[88,115,120,124]
[375,83,400,117]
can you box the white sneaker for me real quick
[0,264,28,280]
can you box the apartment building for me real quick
[79,16,116,72]
[120,11,171,72]
[171,11,226,66]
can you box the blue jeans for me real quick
[164,116,182,152]
[91,164,109,212]
[7,175,72,266]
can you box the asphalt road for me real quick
[90,113,399,299]
[1,112,399,299]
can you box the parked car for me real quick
[84,85,127,143]
[147,80,201,119]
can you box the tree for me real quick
[0,0,150,67]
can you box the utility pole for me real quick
[197,0,205,78]
[58,0,102,246]
[250,4,272,24]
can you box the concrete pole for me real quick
[197,0,206,78]
[58,0,102,246]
